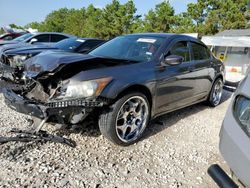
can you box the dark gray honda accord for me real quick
[3,33,225,145]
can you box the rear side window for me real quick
[191,42,210,60]
[51,34,68,42]
[33,34,50,42]
[3,35,13,40]
[167,41,190,62]
[78,40,104,52]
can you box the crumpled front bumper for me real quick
[3,89,105,121]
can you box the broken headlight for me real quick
[234,95,250,137]
[63,77,112,99]
[10,55,28,67]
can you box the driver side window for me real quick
[167,41,190,62]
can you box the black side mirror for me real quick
[163,55,184,66]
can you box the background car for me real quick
[0,32,74,47]
[2,37,106,63]
[3,33,225,146]
[0,32,75,66]
[208,70,250,187]
[0,32,27,41]
[0,37,106,81]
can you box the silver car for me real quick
[209,72,250,187]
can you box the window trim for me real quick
[189,41,211,61]
[164,39,192,63]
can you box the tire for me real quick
[98,92,150,146]
[207,78,224,107]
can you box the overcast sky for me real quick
[0,0,196,27]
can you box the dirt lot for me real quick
[0,90,233,188]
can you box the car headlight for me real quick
[63,77,112,99]
[10,55,28,66]
[234,95,250,137]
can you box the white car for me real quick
[209,71,250,187]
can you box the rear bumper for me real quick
[3,89,105,121]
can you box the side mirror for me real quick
[163,55,184,66]
[30,38,38,44]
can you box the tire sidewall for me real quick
[209,78,223,107]
[100,92,150,146]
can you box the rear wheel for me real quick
[99,92,150,146]
[207,78,223,107]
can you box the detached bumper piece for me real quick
[0,129,76,147]
[4,89,105,119]
[0,115,76,147]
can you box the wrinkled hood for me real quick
[0,40,19,46]
[0,43,31,55]
[24,51,133,78]
[4,45,57,56]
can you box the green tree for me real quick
[170,13,196,33]
[0,28,4,34]
[64,8,86,37]
[25,21,45,31]
[43,8,71,32]
[99,0,138,38]
[187,0,249,35]
[9,23,24,30]
[83,5,103,38]
[187,0,206,33]
[143,1,175,32]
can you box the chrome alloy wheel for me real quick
[212,79,223,106]
[115,96,149,143]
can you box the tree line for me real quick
[3,0,250,39]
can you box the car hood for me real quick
[4,45,58,56]
[0,40,19,46]
[24,51,132,78]
[0,43,30,55]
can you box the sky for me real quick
[0,0,196,27]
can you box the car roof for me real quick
[125,33,204,45]
[126,33,199,41]
[77,38,105,41]
[126,33,175,38]
[33,32,74,37]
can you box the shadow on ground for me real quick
[143,90,233,141]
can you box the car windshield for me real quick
[89,35,165,62]
[54,38,84,51]
[13,33,33,42]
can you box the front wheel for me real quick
[207,78,224,107]
[98,92,150,146]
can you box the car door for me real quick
[155,40,197,115]
[50,34,68,43]
[29,34,50,45]
[190,42,212,99]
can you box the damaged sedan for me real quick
[2,33,225,146]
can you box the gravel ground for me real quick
[0,90,233,188]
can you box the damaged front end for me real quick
[0,52,31,90]
[3,52,116,126]
[4,74,111,126]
